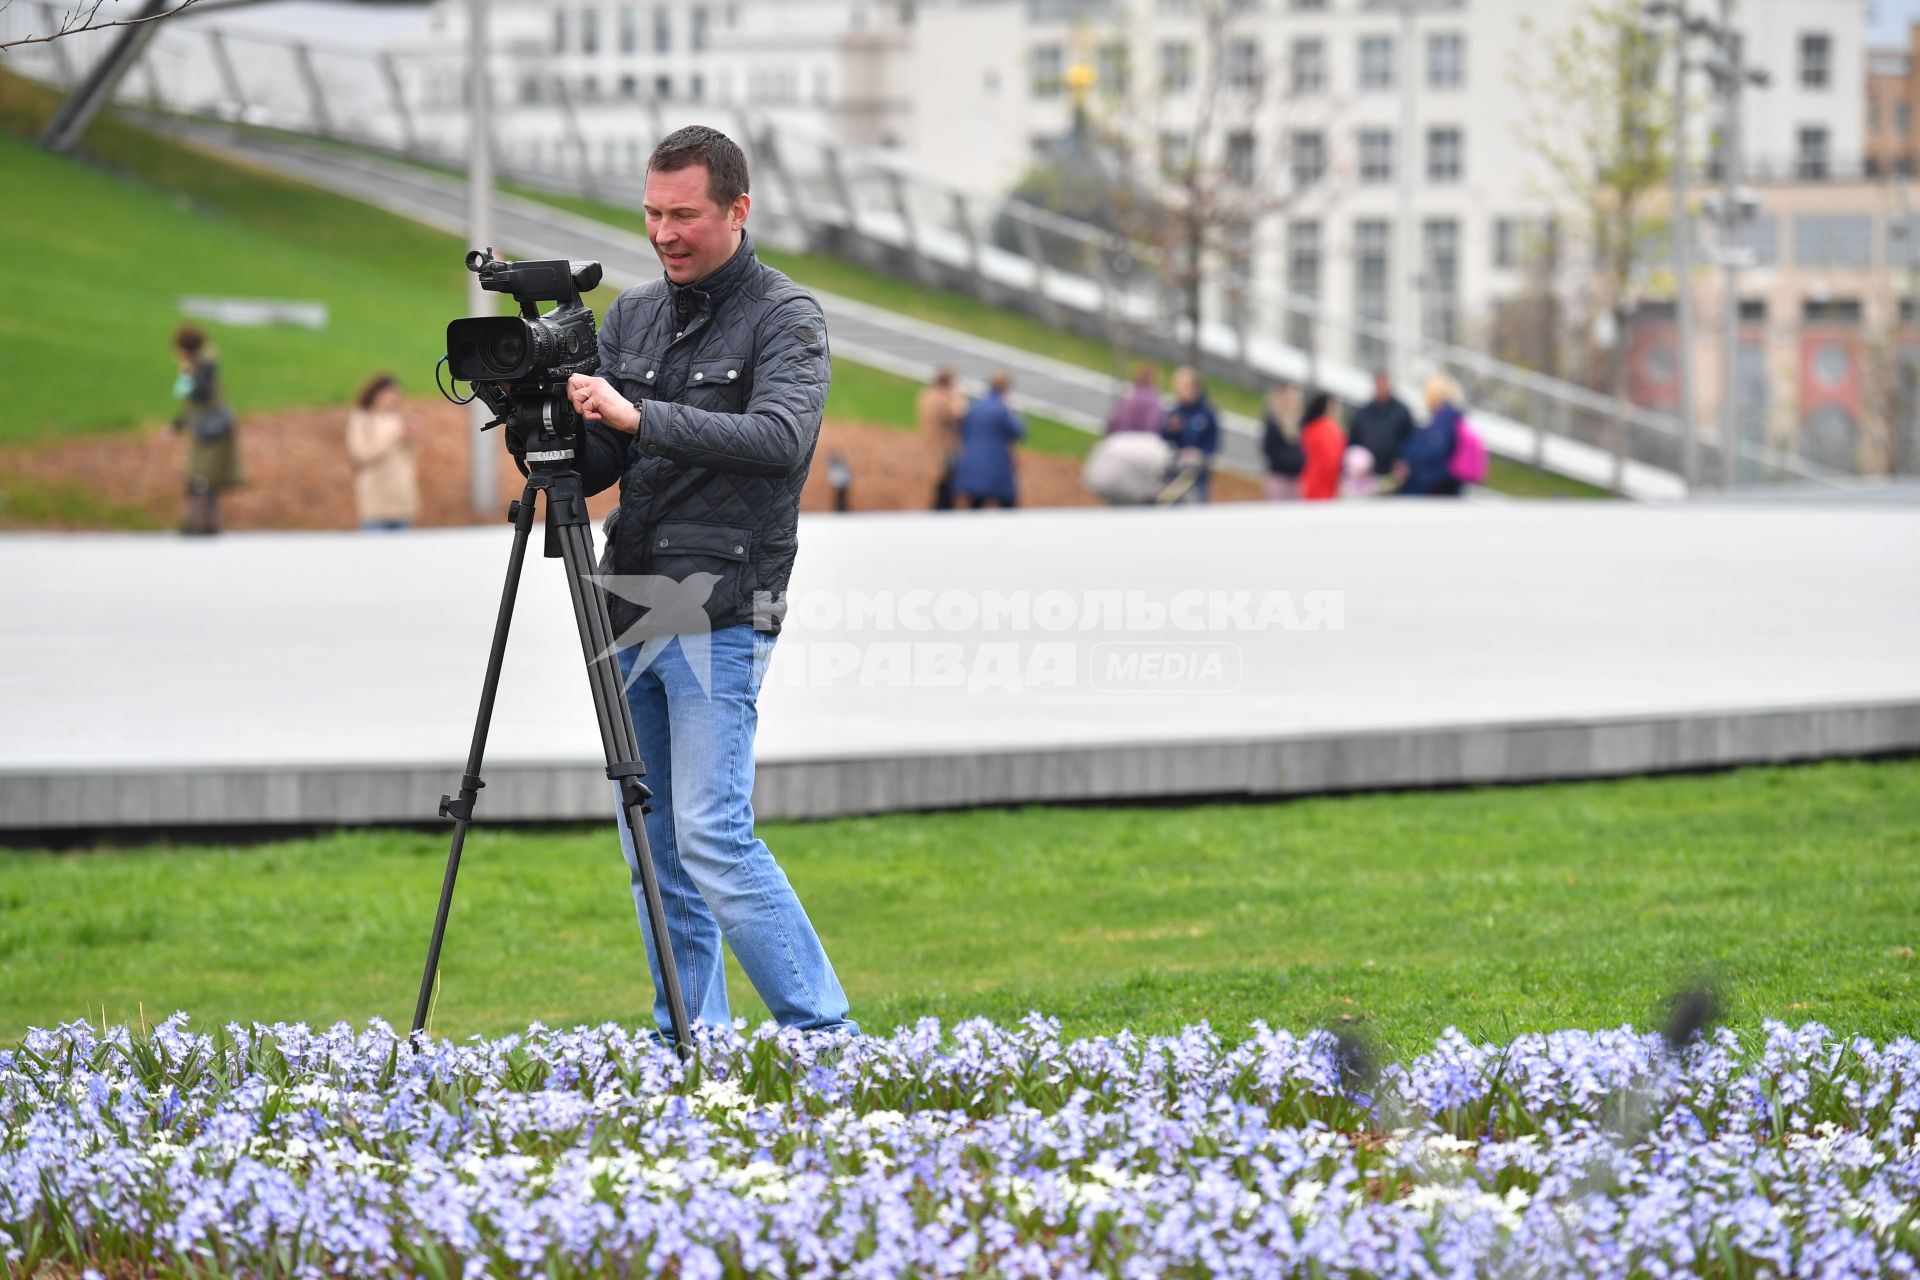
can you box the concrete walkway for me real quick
[3,501,1916,830]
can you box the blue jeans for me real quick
[612,625,857,1039]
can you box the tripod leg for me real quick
[551,513,694,1057]
[410,484,539,1036]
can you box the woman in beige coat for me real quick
[346,373,419,530]
[915,367,968,510]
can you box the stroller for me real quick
[1083,433,1206,506]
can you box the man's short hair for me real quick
[647,125,750,208]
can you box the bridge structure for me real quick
[4,8,1867,498]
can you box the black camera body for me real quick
[445,249,605,465]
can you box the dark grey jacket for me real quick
[577,232,828,637]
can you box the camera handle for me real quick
[410,469,693,1058]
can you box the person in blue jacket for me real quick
[1392,374,1465,497]
[1164,366,1222,502]
[952,370,1026,509]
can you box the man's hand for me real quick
[568,374,642,435]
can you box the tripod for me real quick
[410,463,692,1056]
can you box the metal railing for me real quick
[3,11,1867,495]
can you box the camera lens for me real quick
[488,328,527,373]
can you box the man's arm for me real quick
[573,294,634,495]
[637,296,830,477]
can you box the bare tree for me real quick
[0,0,204,51]
[1116,0,1317,365]
[1510,0,1676,399]
[1006,0,1330,369]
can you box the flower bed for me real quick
[3,1014,1916,1277]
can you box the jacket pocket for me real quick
[685,354,750,410]
[645,519,754,625]
[606,351,665,402]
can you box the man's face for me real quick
[643,163,746,284]
[1373,374,1391,401]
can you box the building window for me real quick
[581,73,598,99]
[692,5,709,51]
[1423,218,1460,343]
[1900,103,1911,136]
[1030,44,1064,96]
[1890,215,1918,268]
[1736,214,1780,266]
[1289,129,1325,187]
[1226,38,1262,93]
[1291,37,1324,93]
[1359,35,1394,91]
[619,73,637,99]
[619,6,637,53]
[1355,219,1391,366]
[581,8,599,53]
[1159,131,1191,177]
[691,72,704,100]
[1793,214,1874,267]
[1290,0,1327,9]
[1159,40,1193,91]
[1797,126,1830,179]
[1358,128,1393,183]
[1096,41,1129,95]
[1286,219,1321,349]
[653,7,670,53]
[1493,216,1549,269]
[1427,32,1464,89]
[1799,33,1830,89]
[1156,0,1193,13]
[655,73,672,98]
[553,8,567,52]
[1427,126,1462,183]
[1226,129,1256,185]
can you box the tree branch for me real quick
[0,0,203,51]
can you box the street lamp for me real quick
[1643,0,1721,488]
[1695,0,1769,489]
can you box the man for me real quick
[1164,366,1221,502]
[562,125,857,1040]
[951,370,1025,509]
[1347,371,1416,481]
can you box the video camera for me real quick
[442,249,604,467]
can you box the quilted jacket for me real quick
[576,232,829,637]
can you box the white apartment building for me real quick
[395,0,916,177]
[391,0,1867,364]
[901,0,1867,364]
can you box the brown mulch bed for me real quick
[0,397,1259,531]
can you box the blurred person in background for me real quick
[1347,371,1415,486]
[1163,366,1221,502]
[1297,391,1348,501]
[168,324,241,535]
[915,367,968,510]
[1342,444,1380,497]
[1260,382,1305,500]
[1392,375,1467,497]
[952,370,1025,509]
[346,372,420,531]
[1106,363,1166,435]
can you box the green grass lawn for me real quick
[0,74,1084,467]
[2,758,1913,1056]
